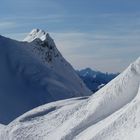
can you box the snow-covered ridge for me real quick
[1,57,139,139]
[0,30,91,124]
[24,28,50,42]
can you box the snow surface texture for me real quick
[0,30,91,124]
[1,57,140,140]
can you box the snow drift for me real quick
[1,57,139,140]
[0,30,91,124]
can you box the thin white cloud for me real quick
[50,31,140,72]
[2,23,139,72]
[5,32,28,41]
[0,21,16,29]
[1,15,64,22]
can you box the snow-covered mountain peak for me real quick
[0,33,139,140]
[0,31,91,124]
[0,29,92,124]
[23,29,61,64]
[0,30,139,139]
[23,28,52,43]
[83,68,93,74]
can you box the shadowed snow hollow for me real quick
[0,30,91,124]
[1,57,140,140]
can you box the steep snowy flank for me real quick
[23,29,90,94]
[0,30,91,124]
[1,57,140,140]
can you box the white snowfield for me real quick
[0,56,140,140]
[0,29,91,124]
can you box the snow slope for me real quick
[1,57,140,139]
[0,30,91,124]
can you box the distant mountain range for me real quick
[77,68,119,92]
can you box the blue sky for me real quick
[0,0,140,72]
